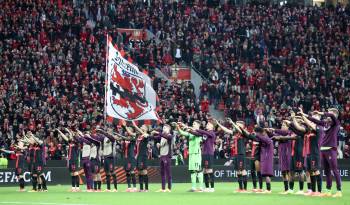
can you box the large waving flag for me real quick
[105,35,159,123]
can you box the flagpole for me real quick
[104,33,108,123]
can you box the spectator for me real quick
[200,96,210,113]
[338,127,347,159]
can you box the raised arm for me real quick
[273,129,290,136]
[0,149,15,154]
[29,132,43,145]
[175,123,191,137]
[158,132,173,140]
[292,115,306,133]
[85,136,100,146]
[271,133,297,141]
[323,112,340,126]
[64,128,74,140]
[255,133,273,145]
[132,121,149,137]
[215,120,234,135]
[122,124,137,139]
[177,128,190,137]
[306,112,327,127]
[149,130,161,140]
[96,129,116,142]
[21,136,31,145]
[75,135,91,145]
[301,115,316,131]
[234,123,256,140]
[195,129,215,138]
[112,132,129,141]
[56,129,69,142]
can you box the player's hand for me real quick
[226,118,233,124]
[264,128,274,132]
[151,130,159,135]
[272,136,281,140]
[298,107,304,114]
[314,111,323,115]
[214,119,219,125]
[283,120,291,124]
[95,128,103,132]
[290,111,296,118]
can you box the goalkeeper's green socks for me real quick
[191,173,197,190]
[197,172,204,190]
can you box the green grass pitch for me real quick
[0,182,348,205]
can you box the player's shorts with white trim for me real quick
[202,154,214,169]
[33,162,44,175]
[69,160,79,173]
[306,154,320,172]
[189,153,202,171]
[290,155,304,172]
[234,154,246,171]
[103,157,115,174]
[137,156,148,170]
[15,167,24,176]
[124,158,136,172]
[91,158,101,174]
[250,158,260,171]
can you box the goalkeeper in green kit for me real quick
[176,121,203,192]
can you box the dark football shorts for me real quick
[137,156,148,170]
[15,167,24,176]
[290,155,304,172]
[69,160,78,173]
[306,154,320,172]
[103,157,114,174]
[234,155,246,171]
[250,158,260,171]
[33,162,44,175]
[90,158,101,174]
[202,154,214,169]
[27,162,34,173]
[124,158,136,172]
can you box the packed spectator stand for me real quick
[0,0,349,161]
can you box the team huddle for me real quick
[0,107,343,197]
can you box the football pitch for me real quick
[0,182,348,205]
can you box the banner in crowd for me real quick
[161,65,191,81]
[116,28,147,41]
[105,36,159,122]
[1,160,350,186]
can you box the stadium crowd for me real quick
[0,0,349,161]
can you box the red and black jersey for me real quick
[15,150,26,169]
[303,128,321,157]
[289,125,305,157]
[250,141,260,160]
[27,145,35,164]
[67,142,79,162]
[123,140,136,159]
[231,134,246,156]
[135,136,148,158]
[33,144,45,164]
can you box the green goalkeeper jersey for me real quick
[179,129,202,155]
